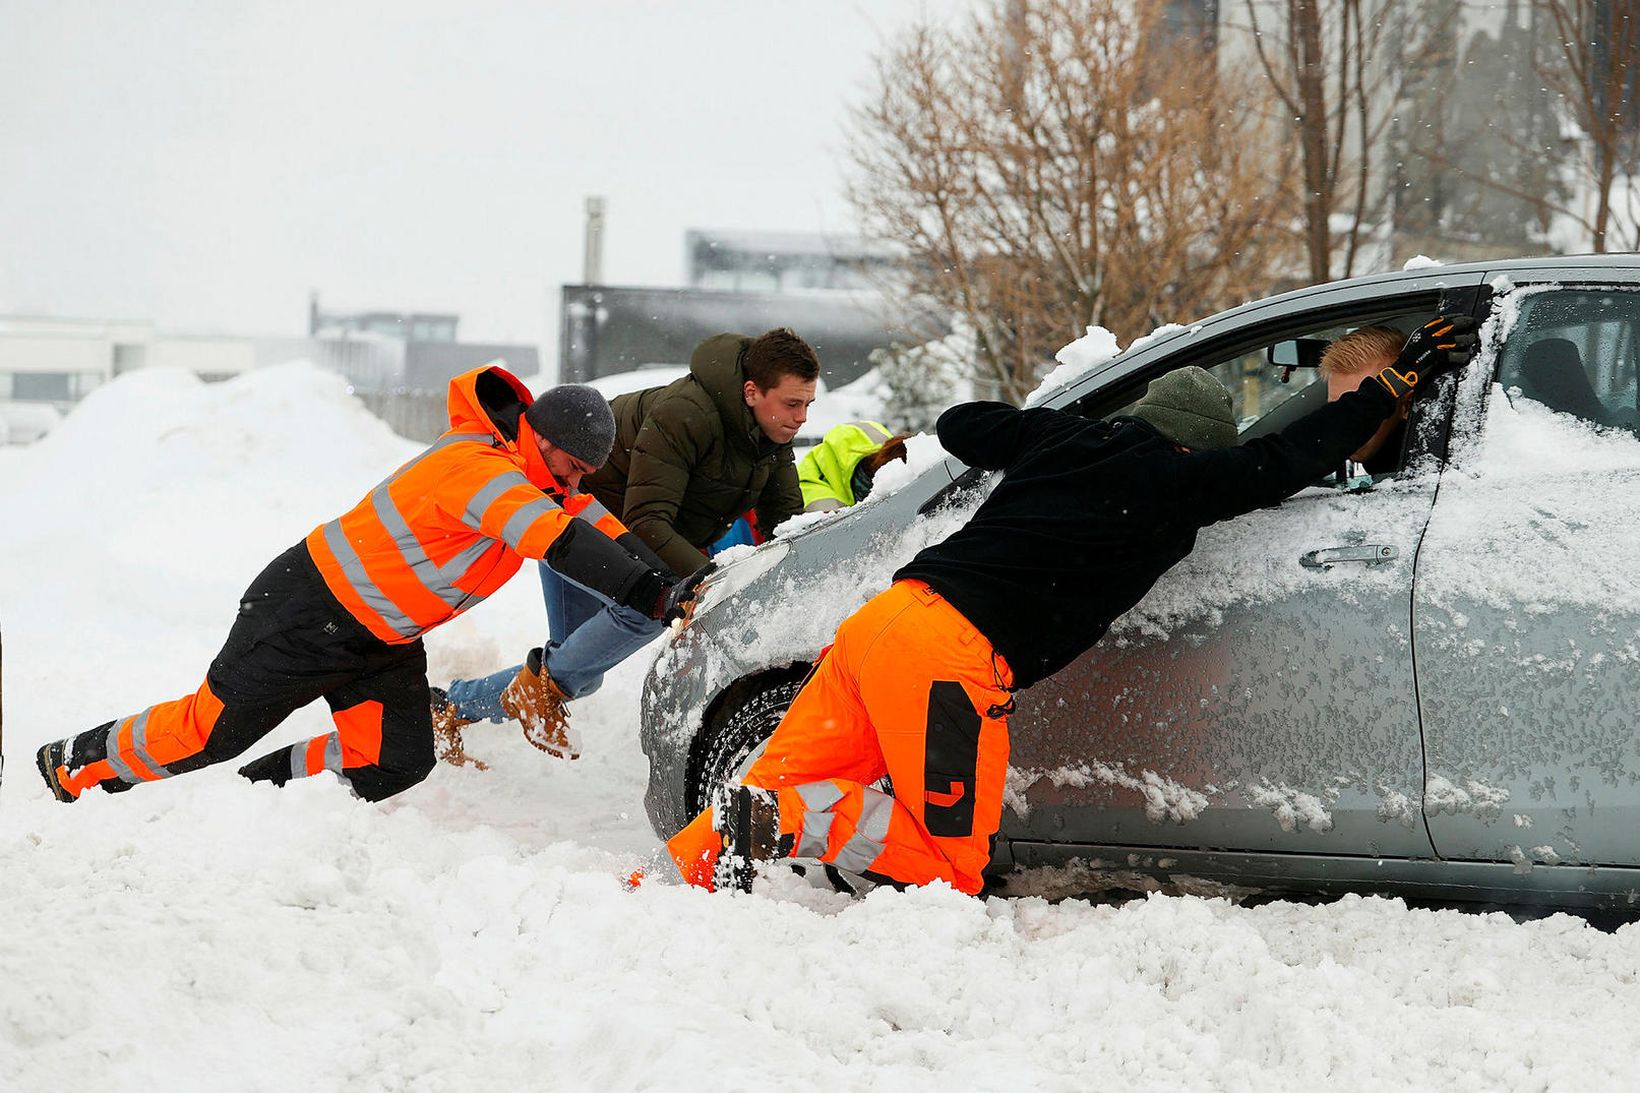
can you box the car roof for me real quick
[1196,252,1640,331]
[1064,254,1640,397]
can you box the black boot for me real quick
[236,747,295,788]
[36,740,76,803]
[711,786,788,893]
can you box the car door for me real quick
[1006,291,1452,859]
[1416,278,1640,868]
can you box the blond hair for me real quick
[1319,325,1404,379]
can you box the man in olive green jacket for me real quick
[434,328,817,762]
[590,329,812,575]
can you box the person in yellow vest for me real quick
[796,421,913,514]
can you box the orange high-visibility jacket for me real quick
[307,365,660,645]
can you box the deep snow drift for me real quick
[5,364,1640,1090]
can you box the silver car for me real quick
[641,254,1640,908]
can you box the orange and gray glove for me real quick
[1372,315,1480,398]
[651,562,716,624]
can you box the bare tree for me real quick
[1541,0,1640,252]
[847,0,1297,404]
[1230,0,1448,282]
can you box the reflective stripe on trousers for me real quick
[67,679,229,794]
[102,707,175,784]
[286,732,346,781]
[791,780,894,874]
[740,581,1015,895]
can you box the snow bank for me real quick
[7,360,1640,1088]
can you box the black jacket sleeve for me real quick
[1162,380,1400,528]
[543,520,668,616]
[936,402,1080,471]
[615,530,674,579]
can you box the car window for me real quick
[1496,288,1640,436]
[1097,309,1428,437]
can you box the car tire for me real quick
[685,665,809,816]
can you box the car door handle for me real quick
[1299,544,1399,569]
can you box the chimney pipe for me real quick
[584,196,606,285]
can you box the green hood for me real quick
[689,333,768,458]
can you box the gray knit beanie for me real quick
[524,384,616,467]
[1128,366,1238,450]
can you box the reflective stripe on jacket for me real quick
[797,421,893,511]
[307,365,638,645]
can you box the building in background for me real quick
[560,217,911,389]
[308,293,539,392]
[0,297,540,444]
[0,315,275,441]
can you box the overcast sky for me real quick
[0,1,956,357]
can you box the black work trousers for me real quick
[56,543,436,802]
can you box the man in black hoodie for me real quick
[665,317,1477,894]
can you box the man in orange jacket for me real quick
[668,317,1478,895]
[36,364,700,804]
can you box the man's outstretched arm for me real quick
[1169,316,1479,526]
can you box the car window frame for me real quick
[1035,269,1493,411]
[1060,289,1466,422]
[917,286,1480,515]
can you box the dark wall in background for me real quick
[560,284,905,388]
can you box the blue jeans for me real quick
[445,562,662,722]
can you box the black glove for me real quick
[1372,315,1480,398]
[650,562,716,624]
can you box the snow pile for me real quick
[585,364,689,400]
[0,399,61,445]
[8,362,1640,1087]
[1028,324,1122,405]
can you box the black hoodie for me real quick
[894,381,1399,688]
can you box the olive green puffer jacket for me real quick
[585,333,803,575]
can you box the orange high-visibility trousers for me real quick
[668,580,1014,894]
[46,542,436,803]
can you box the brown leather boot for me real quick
[500,649,580,760]
[430,687,488,770]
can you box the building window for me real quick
[13,372,73,401]
[113,343,147,375]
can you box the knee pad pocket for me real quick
[923,681,980,838]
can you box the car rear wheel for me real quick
[685,665,809,816]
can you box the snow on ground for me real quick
[6,364,1640,1089]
